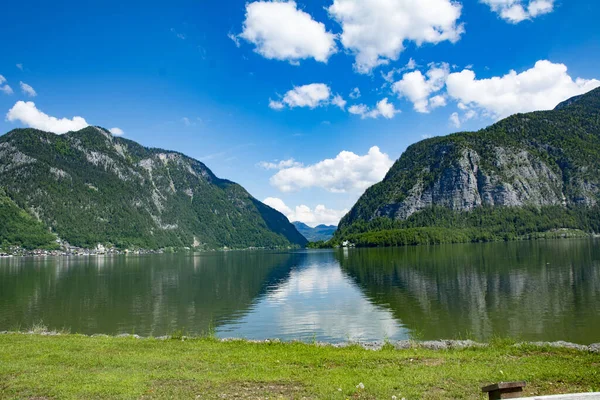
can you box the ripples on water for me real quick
[0,239,599,343]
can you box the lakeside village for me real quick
[1,239,358,258]
[0,241,165,258]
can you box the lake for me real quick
[1,239,599,344]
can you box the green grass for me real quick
[1,334,599,399]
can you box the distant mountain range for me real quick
[335,87,600,246]
[0,127,307,250]
[292,222,337,242]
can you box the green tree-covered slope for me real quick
[336,87,600,246]
[0,188,58,250]
[0,127,307,249]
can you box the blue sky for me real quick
[1,0,599,226]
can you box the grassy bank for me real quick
[1,334,599,399]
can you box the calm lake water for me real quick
[1,239,599,344]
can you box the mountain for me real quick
[0,127,307,250]
[292,222,337,242]
[336,87,600,246]
[0,188,58,250]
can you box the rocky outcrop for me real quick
[375,146,569,221]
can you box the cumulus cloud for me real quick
[263,197,348,227]
[445,60,600,119]
[269,83,332,110]
[0,75,12,95]
[109,127,124,136]
[269,146,394,193]
[450,108,477,128]
[331,94,347,110]
[268,99,285,110]
[348,104,368,117]
[348,98,400,119]
[258,158,303,170]
[406,58,417,70]
[240,1,337,64]
[429,94,447,109]
[349,87,361,99]
[449,112,461,128]
[481,0,554,23]
[20,82,37,97]
[392,63,449,113]
[6,101,89,134]
[328,0,464,73]
[16,64,24,71]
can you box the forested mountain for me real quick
[0,127,307,250]
[335,87,600,246]
[292,222,337,242]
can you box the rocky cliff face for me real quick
[0,127,307,249]
[340,88,600,229]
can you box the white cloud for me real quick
[263,197,348,227]
[449,112,461,128]
[20,82,37,97]
[269,146,394,193]
[528,0,554,17]
[240,1,337,64]
[0,75,12,95]
[392,63,449,113]
[349,98,400,119]
[446,60,600,119]
[6,101,89,134]
[227,32,241,48]
[349,87,361,99]
[374,98,399,118]
[258,158,303,170]
[328,0,464,73]
[429,94,447,109]
[268,100,285,110]
[331,94,347,110]
[481,0,554,23]
[450,107,478,129]
[16,64,23,71]
[270,83,332,110]
[109,127,124,136]
[382,58,420,85]
[0,85,13,95]
[348,104,368,116]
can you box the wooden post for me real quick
[482,381,526,399]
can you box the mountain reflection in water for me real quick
[1,239,599,343]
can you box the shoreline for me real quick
[1,235,598,258]
[2,331,599,353]
[0,244,302,258]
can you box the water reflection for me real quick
[337,240,600,344]
[218,251,408,342]
[1,240,599,343]
[0,252,296,336]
